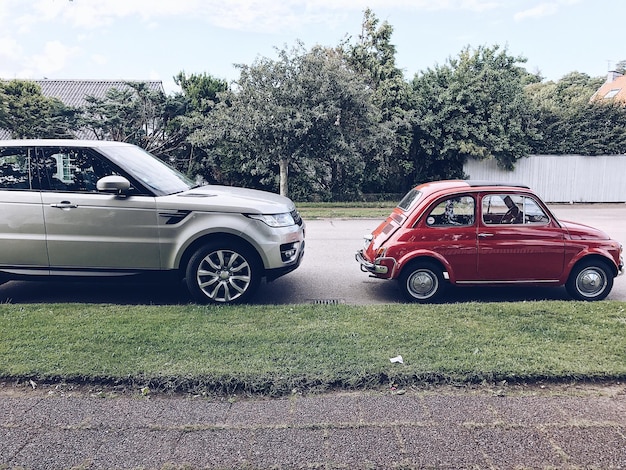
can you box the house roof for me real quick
[591,73,626,102]
[28,79,165,107]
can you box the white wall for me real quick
[464,155,626,203]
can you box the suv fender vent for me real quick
[158,210,191,225]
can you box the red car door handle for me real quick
[478,233,494,238]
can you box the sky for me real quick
[0,0,624,94]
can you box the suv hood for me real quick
[560,220,610,240]
[161,185,296,214]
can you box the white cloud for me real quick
[91,53,107,66]
[514,3,559,21]
[31,41,81,75]
[0,36,22,61]
[14,0,503,35]
[301,0,500,11]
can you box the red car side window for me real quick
[426,196,475,227]
[482,194,549,225]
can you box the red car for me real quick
[356,180,624,302]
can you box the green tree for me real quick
[174,72,228,115]
[409,45,539,182]
[80,81,189,160]
[571,101,626,154]
[342,8,414,194]
[192,43,387,201]
[171,72,229,176]
[0,89,7,128]
[0,80,77,138]
[524,72,623,155]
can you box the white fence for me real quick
[464,155,626,203]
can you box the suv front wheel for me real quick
[185,241,262,304]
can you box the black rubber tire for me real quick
[398,261,446,303]
[565,259,613,301]
[185,241,262,304]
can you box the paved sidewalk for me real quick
[1,383,625,469]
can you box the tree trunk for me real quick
[279,157,289,197]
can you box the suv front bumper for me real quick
[266,241,305,281]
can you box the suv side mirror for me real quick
[96,175,131,195]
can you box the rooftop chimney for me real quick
[607,70,623,82]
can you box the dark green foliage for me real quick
[527,72,626,155]
[409,45,539,186]
[0,80,78,138]
[341,8,415,194]
[174,71,228,115]
[190,43,386,200]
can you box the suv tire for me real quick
[185,241,262,304]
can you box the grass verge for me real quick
[1,301,625,396]
[296,202,395,219]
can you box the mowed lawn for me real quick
[1,301,625,396]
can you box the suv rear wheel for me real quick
[185,241,262,304]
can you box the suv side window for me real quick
[482,194,550,225]
[426,196,475,226]
[37,147,120,192]
[0,147,32,190]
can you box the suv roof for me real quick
[0,139,132,148]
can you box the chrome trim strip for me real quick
[456,279,558,285]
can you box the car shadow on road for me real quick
[0,279,574,306]
[0,280,192,306]
[353,282,573,304]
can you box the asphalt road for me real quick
[0,204,624,305]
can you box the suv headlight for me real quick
[246,212,295,228]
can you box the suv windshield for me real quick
[100,145,194,196]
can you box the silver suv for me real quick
[0,140,305,304]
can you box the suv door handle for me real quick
[50,201,78,210]
[478,233,494,238]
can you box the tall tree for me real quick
[410,45,539,183]
[342,8,414,194]
[79,82,188,160]
[174,72,228,115]
[171,72,229,176]
[192,43,387,201]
